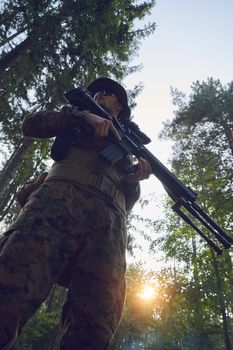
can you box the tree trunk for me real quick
[0,186,19,223]
[191,237,206,349]
[45,285,58,313]
[46,287,67,350]
[0,138,33,194]
[0,181,18,214]
[222,119,233,156]
[211,250,232,350]
[225,252,233,308]
[0,36,30,71]
[0,26,28,49]
[0,152,47,222]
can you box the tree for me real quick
[158,78,233,350]
[0,0,156,143]
[0,0,156,224]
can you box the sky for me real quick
[123,0,233,267]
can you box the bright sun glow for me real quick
[137,285,156,300]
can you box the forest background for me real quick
[0,0,232,349]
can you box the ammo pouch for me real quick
[51,127,75,161]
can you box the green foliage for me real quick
[16,286,67,349]
[163,78,233,157]
[161,78,232,231]
[0,0,156,146]
[17,307,59,350]
[154,78,233,350]
[0,0,156,224]
[110,263,228,350]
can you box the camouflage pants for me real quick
[0,181,127,350]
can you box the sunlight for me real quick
[137,285,156,301]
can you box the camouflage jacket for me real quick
[22,107,140,212]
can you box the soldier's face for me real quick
[95,92,123,118]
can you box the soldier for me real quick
[0,77,151,350]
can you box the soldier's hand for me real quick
[83,113,121,141]
[125,158,152,183]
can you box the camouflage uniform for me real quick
[0,108,140,350]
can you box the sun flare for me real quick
[137,285,156,301]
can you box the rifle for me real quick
[64,87,233,255]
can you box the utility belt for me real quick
[45,164,126,213]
